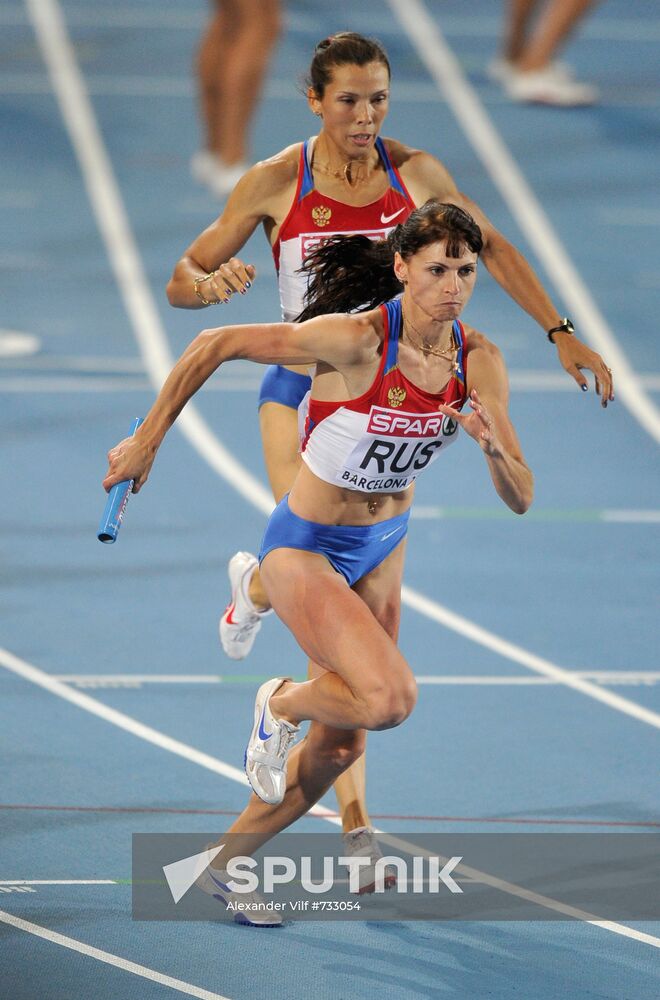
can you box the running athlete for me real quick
[167,32,611,658]
[165,32,612,886]
[104,203,535,922]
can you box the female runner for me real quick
[105,202,536,922]
[165,32,612,885]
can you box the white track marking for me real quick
[24,0,273,518]
[48,672,660,688]
[402,585,660,730]
[385,0,660,445]
[24,0,658,734]
[1,645,658,948]
[0,910,234,1000]
[0,880,117,886]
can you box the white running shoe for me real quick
[342,826,397,895]
[196,856,283,927]
[505,63,598,106]
[245,677,299,805]
[190,150,249,197]
[220,552,272,661]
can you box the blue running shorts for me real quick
[258,365,312,411]
[259,495,411,587]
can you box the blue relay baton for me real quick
[98,417,144,544]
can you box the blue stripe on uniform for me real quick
[375,138,408,198]
[383,297,402,374]
[300,140,315,199]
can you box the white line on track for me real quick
[48,672,660,688]
[0,909,234,1000]
[401,584,660,730]
[0,880,117,886]
[2,645,659,949]
[24,0,659,732]
[24,0,273,517]
[386,0,660,445]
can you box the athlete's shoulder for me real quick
[464,328,507,381]
[237,143,301,197]
[381,138,458,201]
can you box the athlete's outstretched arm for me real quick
[438,333,534,514]
[102,314,377,493]
[401,149,613,407]
[456,191,613,406]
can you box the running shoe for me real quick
[505,63,598,106]
[190,150,249,197]
[245,677,299,805]
[196,854,283,927]
[342,826,397,895]
[220,551,272,661]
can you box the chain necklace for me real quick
[402,310,460,372]
[313,160,363,187]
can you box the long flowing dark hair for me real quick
[296,200,483,322]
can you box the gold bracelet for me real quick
[193,271,221,306]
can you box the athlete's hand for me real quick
[103,435,155,494]
[437,390,501,456]
[198,258,256,304]
[554,332,614,408]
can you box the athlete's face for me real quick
[395,241,479,322]
[309,61,390,158]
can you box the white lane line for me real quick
[24,0,273,518]
[0,909,234,1000]
[0,880,117,886]
[48,672,660,688]
[25,0,658,733]
[386,0,660,445]
[402,585,660,730]
[2,645,658,949]
[412,506,660,524]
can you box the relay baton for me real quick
[97,417,144,544]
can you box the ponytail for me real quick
[296,233,400,322]
[295,202,483,322]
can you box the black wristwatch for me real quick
[547,317,575,343]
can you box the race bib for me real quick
[336,405,459,492]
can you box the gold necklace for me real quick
[402,310,459,372]
[313,161,362,188]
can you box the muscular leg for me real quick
[212,542,411,865]
[197,0,281,167]
[262,544,416,732]
[212,722,365,867]
[246,400,302,610]
[516,0,598,71]
[330,543,406,832]
[501,0,540,62]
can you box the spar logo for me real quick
[367,406,450,438]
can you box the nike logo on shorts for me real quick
[380,525,404,542]
[380,208,406,225]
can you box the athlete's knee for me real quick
[361,676,417,731]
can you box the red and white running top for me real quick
[300,297,468,494]
[273,137,416,321]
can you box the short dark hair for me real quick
[306,32,391,98]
